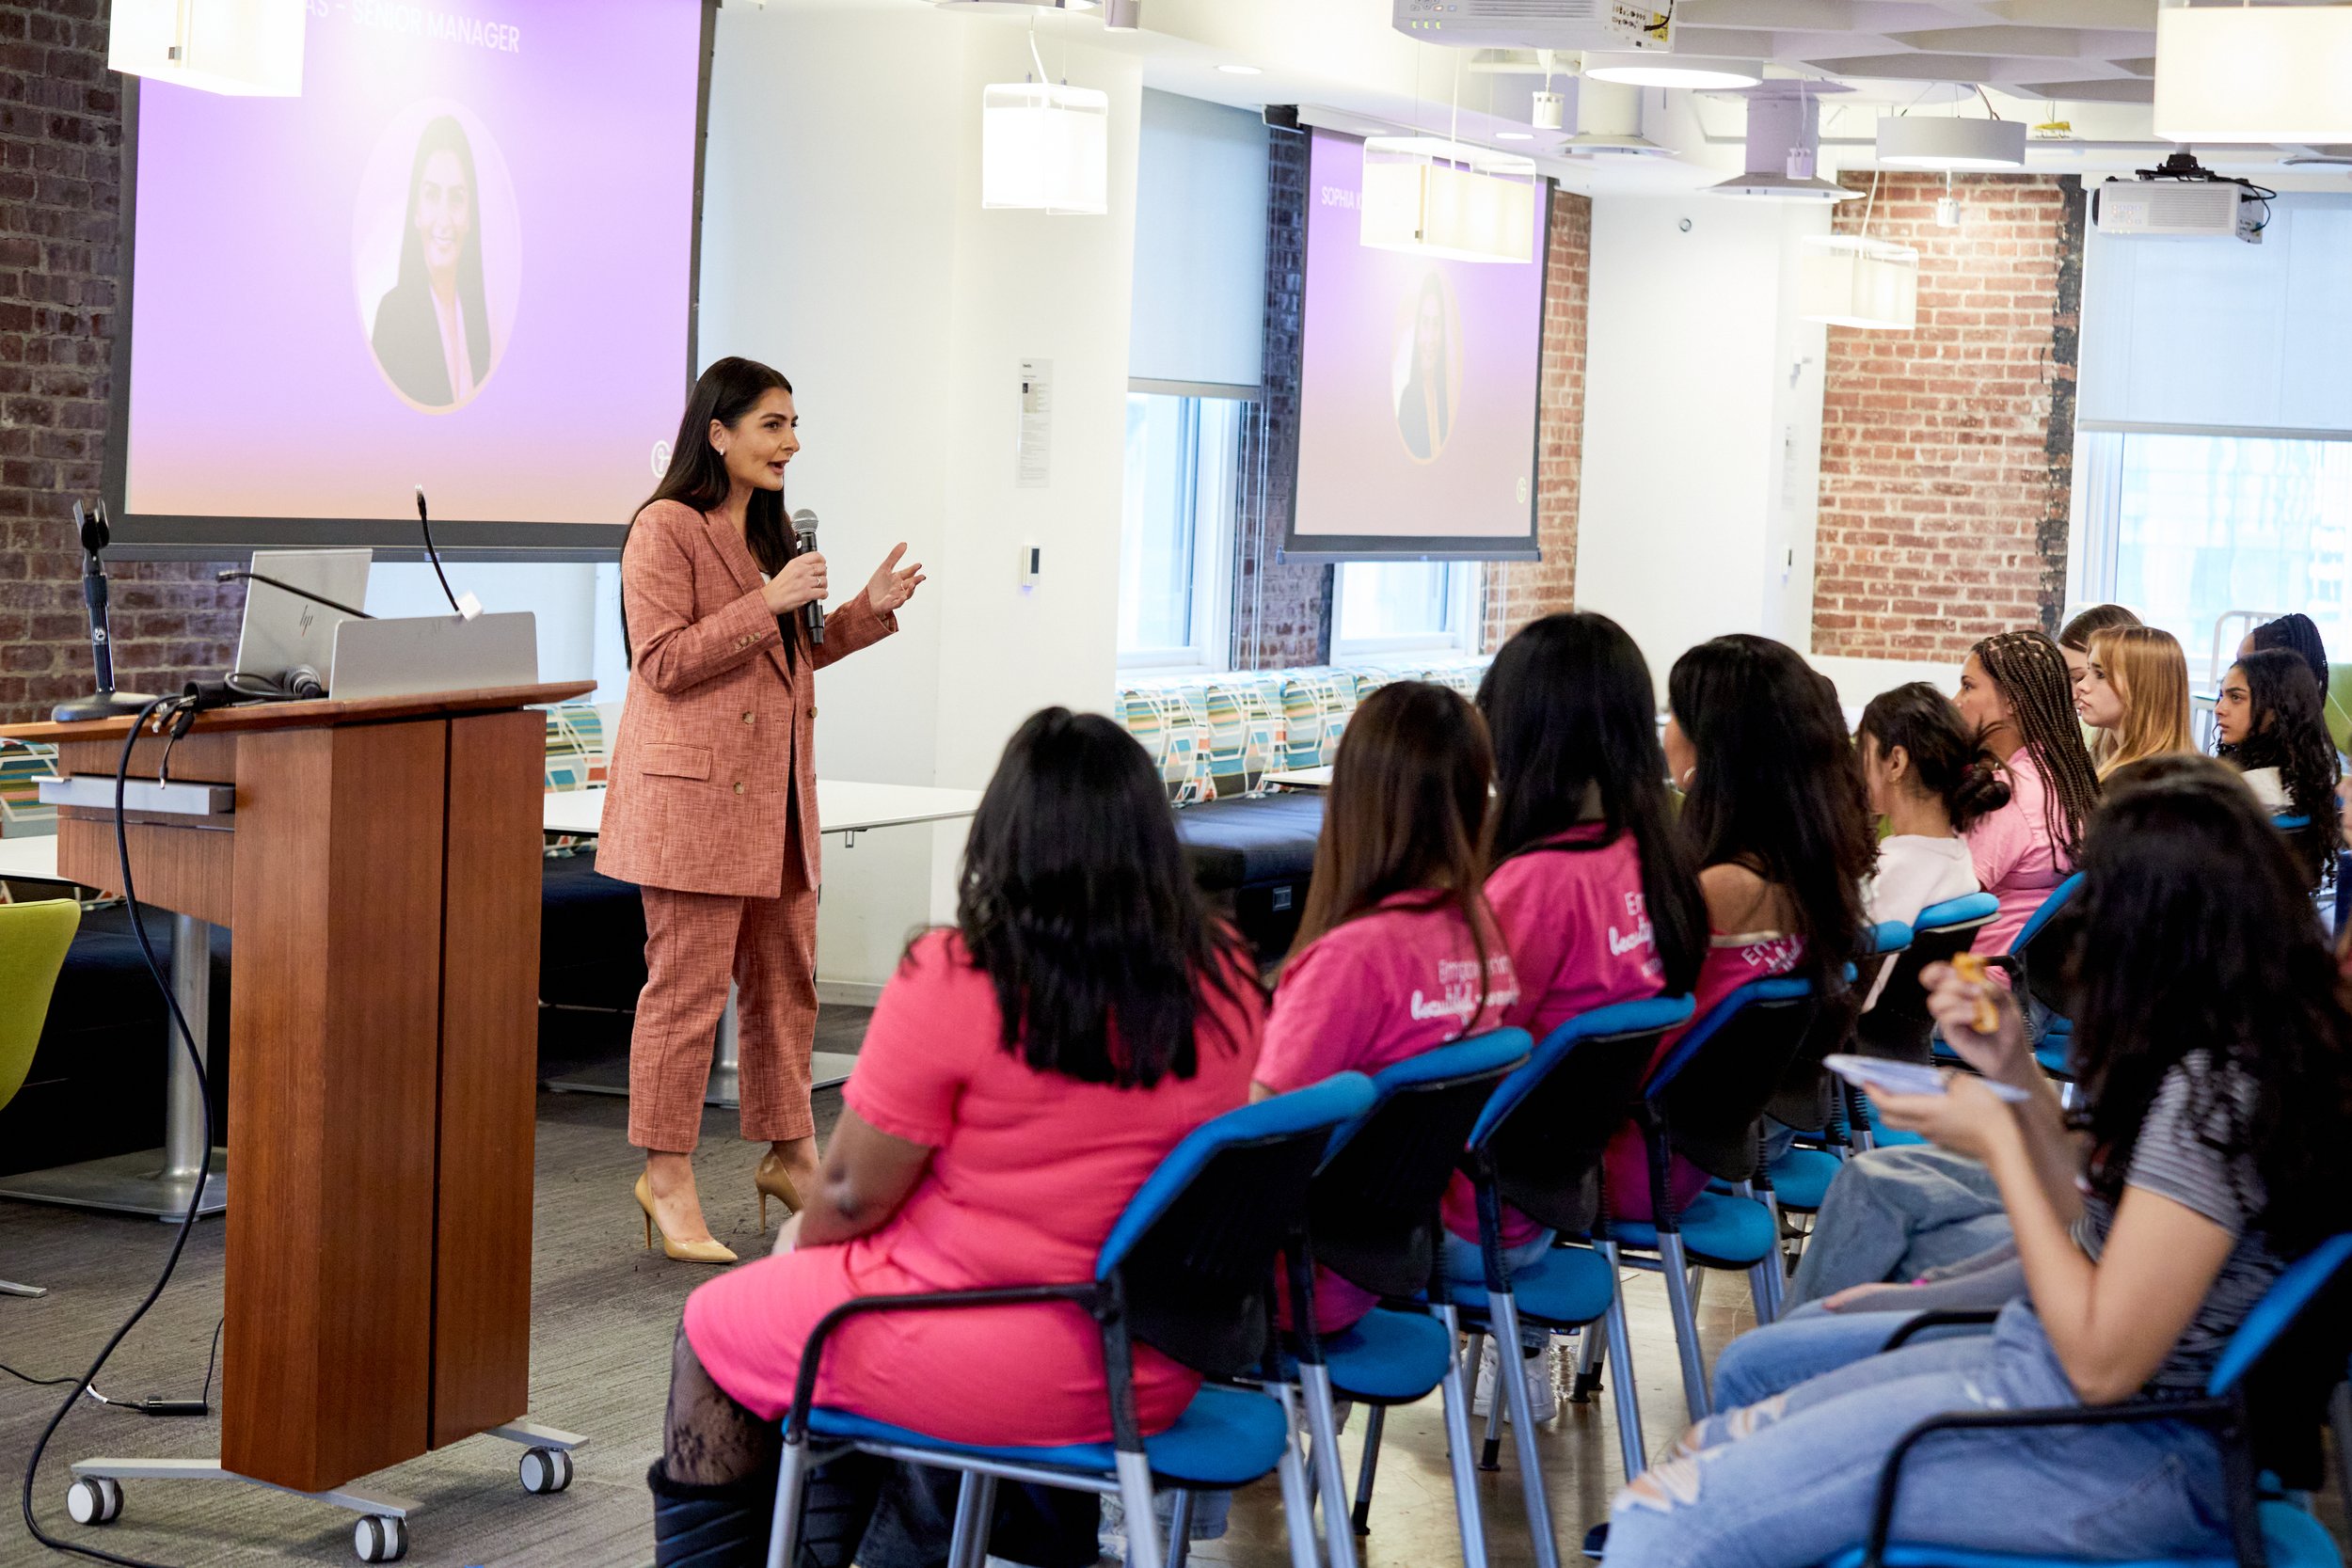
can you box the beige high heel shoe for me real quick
[634,1173,737,1265]
[755,1151,803,1232]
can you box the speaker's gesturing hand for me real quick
[763,551,827,615]
[866,544,927,613]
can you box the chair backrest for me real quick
[1855,893,2000,1065]
[0,899,80,1111]
[1647,976,1823,1181]
[1469,995,1696,1235]
[1094,1072,1377,1380]
[1308,1029,1531,1300]
[2207,1232,2352,1490]
[2007,873,2086,1022]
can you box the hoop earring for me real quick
[1675,765,1697,791]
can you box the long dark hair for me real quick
[398,116,490,384]
[1477,612,1705,994]
[950,708,1254,1087]
[2070,756,2352,1256]
[1668,635,1872,997]
[622,356,801,664]
[1289,682,1497,1030]
[1970,629,2100,861]
[2220,649,2342,889]
[1857,682,2011,833]
[2249,612,2331,697]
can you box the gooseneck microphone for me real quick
[414,485,467,615]
[51,500,160,722]
[790,507,825,648]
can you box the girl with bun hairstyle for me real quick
[1853,684,2008,1008]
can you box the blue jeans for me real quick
[1443,1228,1560,1352]
[1604,1302,2231,1568]
[1785,1144,2011,1309]
[1715,1249,2027,1409]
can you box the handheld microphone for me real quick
[51,500,160,723]
[790,507,825,648]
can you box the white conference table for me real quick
[1263,767,1332,790]
[540,780,983,842]
[542,780,983,1106]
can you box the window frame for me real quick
[1117,379,1254,676]
[1327,558,1487,663]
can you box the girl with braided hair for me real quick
[1951,629,2101,957]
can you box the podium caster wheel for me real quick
[66,1477,123,1526]
[354,1515,408,1562]
[519,1446,573,1495]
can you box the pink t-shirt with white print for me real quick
[1443,827,1668,1247]
[1258,892,1518,1330]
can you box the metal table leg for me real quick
[0,912,227,1221]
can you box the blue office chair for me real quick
[1767,925,1916,1226]
[1597,975,1833,1423]
[1283,1027,1531,1568]
[1823,1230,2352,1568]
[1931,876,2085,1085]
[1449,994,1695,1568]
[759,1073,1379,1568]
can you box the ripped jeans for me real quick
[1602,1302,2232,1568]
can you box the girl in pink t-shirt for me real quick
[1256,680,1518,1331]
[648,709,1263,1568]
[1608,636,1876,1222]
[1952,630,2100,958]
[1444,612,1709,1252]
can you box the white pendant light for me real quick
[1564,77,1670,156]
[109,0,306,97]
[1876,115,2027,170]
[1710,88,1861,199]
[981,80,1109,214]
[1583,54,1763,90]
[1799,235,1919,329]
[2153,3,2352,143]
[1359,137,1538,264]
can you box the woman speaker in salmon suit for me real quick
[599,356,925,1264]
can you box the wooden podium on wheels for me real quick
[0,682,593,1564]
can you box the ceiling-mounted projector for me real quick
[1393,0,1675,52]
[2090,152,2269,243]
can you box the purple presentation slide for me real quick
[1293,130,1545,551]
[123,0,703,527]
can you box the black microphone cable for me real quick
[414,487,463,616]
[17,689,225,1568]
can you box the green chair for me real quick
[0,899,82,1299]
[2328,661,2352,757]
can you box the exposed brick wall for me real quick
[0,2,244,726]
[1483,186,1590,648]
[1232,122,1331,672]
[1810,173,2085,661]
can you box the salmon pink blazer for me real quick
[597,499,897,898]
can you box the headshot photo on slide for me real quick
[353,102,522,414]
[1391,270,1463,464]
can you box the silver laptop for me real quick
[329,611,539,701]
[233,549,373,690]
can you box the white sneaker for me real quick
[1470,1338,1559,1423]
